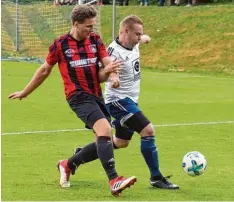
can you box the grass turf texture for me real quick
[2,61,234,200]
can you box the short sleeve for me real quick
[46,41,60,66]
[96,36,109,59]
[107,45,119,61]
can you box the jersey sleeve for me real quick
[107,45,119,61]
[46,40,60,66]
[96,36,109,59]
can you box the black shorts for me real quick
[67,92,111,129]
[113,111,150,140]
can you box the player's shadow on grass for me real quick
[70,180,103,188]
[58,180,107,192]
[149,186,180,191]
[56,180,132,198]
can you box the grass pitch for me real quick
[1,61,234,200]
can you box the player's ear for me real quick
[124,28,129,34]
[73,21,79,28]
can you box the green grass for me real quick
[23,6,56,47]
[2,4,234,74]
[2,61,234,200]
[1,6,16,45]
[100,5,234,75]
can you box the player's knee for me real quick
[114,139,130,148]
[93,119,112,137]
[118,141,130,148]
[102,125,112,137]
[140,123,155,137]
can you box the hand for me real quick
[8,91,27,100]
[140,35,151,44]
[104,59,123,74]
[110,75,120,88]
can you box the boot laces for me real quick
[162,174,173,185]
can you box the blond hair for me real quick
[71,4,97,24]
[120,15,143,30]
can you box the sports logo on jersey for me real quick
[65,49,75,57]
[89,45,97,53]
[134,61,139,72]
[78,47,86,53]
[132,58,140,81]
[69,57,97,68]
[97,38,104,46]
[107,47,114,56]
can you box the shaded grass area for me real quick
[1,6,16,45]
[23,6,56,48]
[1,6,21,56]
[100,5,234,75]
[1,5,32,55]
[59,5,73,22]
[2,4,234,74]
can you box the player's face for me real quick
[128,23,143,47]
[76,17,96,39]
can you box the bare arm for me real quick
[99,68,119,83]
[98,56,122,83]
[8,62,54,100]
[98,67,109,83]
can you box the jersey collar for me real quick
[68,32,85,43]
[115,37,133,51]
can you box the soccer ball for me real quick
[182,151,207,177]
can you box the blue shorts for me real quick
[106,97,150,140]
[106,97,140,126]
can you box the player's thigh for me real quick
[106,97,139,125]
[107,97,150,134]
[125,111,151,134]
[68,93,111,130]
[113,119,134,141]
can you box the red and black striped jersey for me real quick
[46,32,109,100]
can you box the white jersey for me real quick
[105,39,141,104]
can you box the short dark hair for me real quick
[71,4,97,24]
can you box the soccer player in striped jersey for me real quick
[74,15,179,189]
[8,4,136,196]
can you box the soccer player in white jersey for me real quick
[74,15,179,189]
[104,15,179,189]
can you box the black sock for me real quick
[68,140,119,176]
[97,136,118,180]
[67,142,98,173]
[151,174,163,181]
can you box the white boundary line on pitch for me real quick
[148,73,234,81]
[1,121,234,136]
